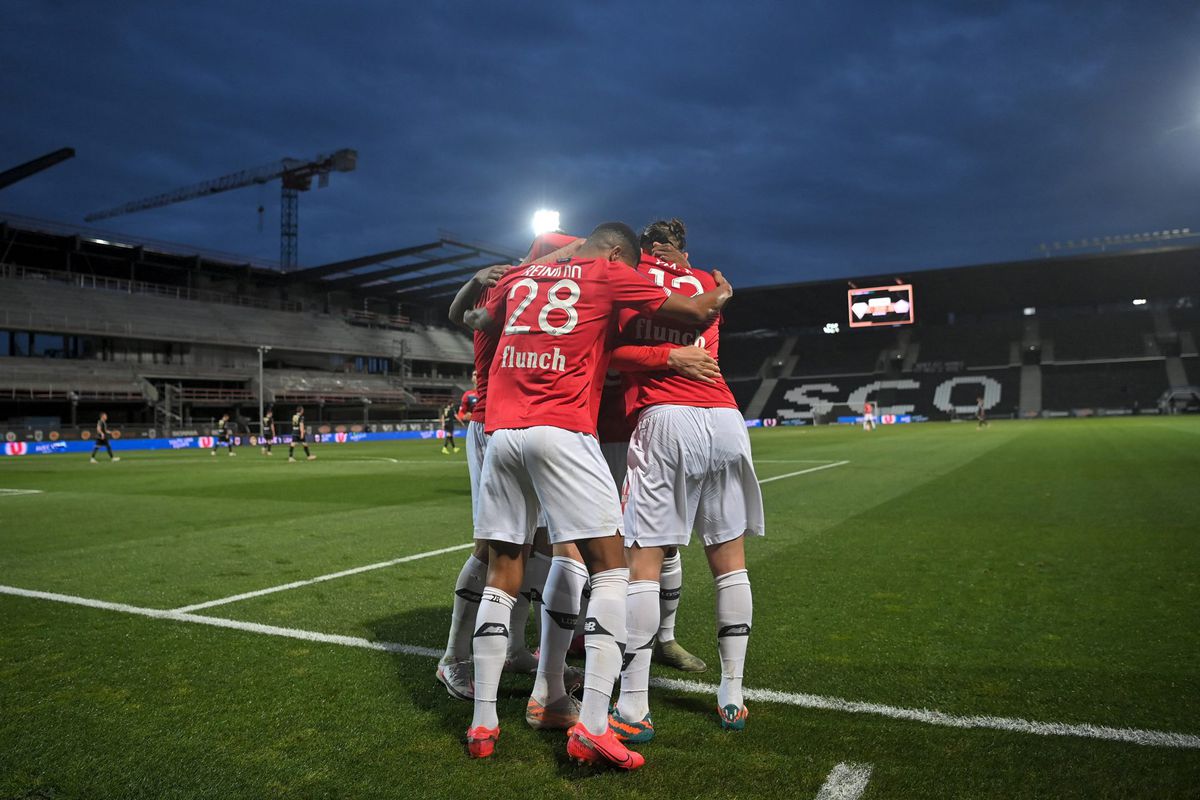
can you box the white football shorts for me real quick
[475,426,623,546]
[466,420,489,522]
[623,405,765,549]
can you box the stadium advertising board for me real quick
[848,284,914,327]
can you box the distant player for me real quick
[863,401,876,431]
[459,222,731,767]
[89,412,119,463]
[440,402,460,454]
[976,394,989,429]
[458,373,480,427]
[211,414,236,456]
[288,406,315,462]
[261,408,276,455]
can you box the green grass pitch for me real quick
[1,417,1198,798]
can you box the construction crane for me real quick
[0,147,75,191]
[85,148,357,270]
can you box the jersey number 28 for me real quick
[504,278,581,336]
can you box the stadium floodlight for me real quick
[1132,298,1148,306]
[1023,307,1036,316]
[531,209,560,237]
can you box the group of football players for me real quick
[435,219,764,770]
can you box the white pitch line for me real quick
[815,762,874,800]
[758,460,850,484]
[651,676,1200,750]
[170,543,475,613]
[0,488,43,497]
[754,459,842,464]
[1,584,1198,751]
[0,584,439,658]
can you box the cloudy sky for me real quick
[3,1,1199,286]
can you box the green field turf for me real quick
[1,418,1198,799]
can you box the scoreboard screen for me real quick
[847,284,915,328]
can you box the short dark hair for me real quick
[587,222,640,263]
[641,218,686,251]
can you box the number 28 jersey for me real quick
[482,257,670,436]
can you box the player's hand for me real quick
[650,242,690,269]
[711,269,734,308]
[666,345,722,384]
[475,264,511,287]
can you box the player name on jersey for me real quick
[520,263,583,279]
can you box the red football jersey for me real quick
[525,232,581,263]
[482,257,670,435]
[470,286,501,425]
[617,253,738,415]
[458,389,480,421]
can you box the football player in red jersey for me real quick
[456,222,732,768]
[608,219,764,741]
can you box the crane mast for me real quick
[85,148,356,270]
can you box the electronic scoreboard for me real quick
[847,284,915,328]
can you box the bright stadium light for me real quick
[531,209,560,237]
[1132,298,1147,306]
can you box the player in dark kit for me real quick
[89,412,119,463]
[211,414,236,456]
[440,402,460,454]
[289,406,316,462]
[261,408,277,455]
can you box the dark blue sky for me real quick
[3,1,1199,286]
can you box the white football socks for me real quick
[509,551,551,657]
[714,569,753,710]
[657,551,683,643]
[444,554,486,663]
[616,579,660,721]
[578,567,629,733]
[532,555,589,703]
[470,587,515,730]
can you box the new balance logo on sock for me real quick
[473,622,509,638]
[660,588,681,601]
[718,623,751,638]
[455,588,483,603]
[545,609,578,630]
[582,617,611,637]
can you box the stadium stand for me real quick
[0,216,501,435]
[1041,361,1168,412]
[718,332,784,378]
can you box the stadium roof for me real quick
[283,233,520,304]
[0,212,521,307]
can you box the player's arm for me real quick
[449,265,510,330]
[610,343,722,384]
[654,270,733,325]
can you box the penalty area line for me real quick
[170,543,475,613]
[0,488,44,497]
[1,583,1198,751]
